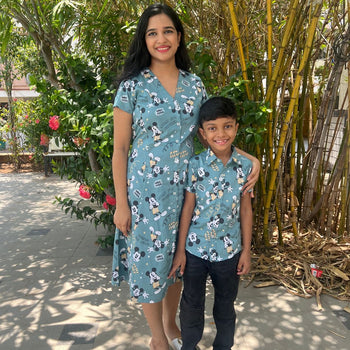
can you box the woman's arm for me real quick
[235,147,260,194]
[112,107,133,236]
[237,193,253,275]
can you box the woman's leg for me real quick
[142,302,169,350]
[162,280,182,340]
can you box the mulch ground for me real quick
[0,162,43,174]
[249,231,350,307]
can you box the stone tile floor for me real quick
[0,171,349,350]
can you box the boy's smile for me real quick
[199,116,238,164]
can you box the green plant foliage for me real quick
[220,75,269,153]
[0,1,270,248]
[55,196,115,232]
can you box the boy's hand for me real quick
[168,251,186,280]
[237,250,251,275]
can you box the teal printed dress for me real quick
[112,68,207,303]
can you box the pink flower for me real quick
[40,134,49,146]
[24,115,29,119]
[35,119,40,124]
[103,202,108,210]
[49,115,60,130]
[79,184,91,199]
[106,194,116,206]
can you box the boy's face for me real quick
[199,116,238,155]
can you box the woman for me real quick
[111,4,260,350]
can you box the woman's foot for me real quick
[164,326,181,343]
[149,337,170,350]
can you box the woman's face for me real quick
[145,13,181,66]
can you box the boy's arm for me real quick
[237,193,253,275]
[168,190,196,279]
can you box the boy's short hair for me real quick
[199,96,237,128]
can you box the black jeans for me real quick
[180,251,241,350]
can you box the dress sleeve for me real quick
[186,159,197,193]
[113,79,137,114]
[199,78,208,105]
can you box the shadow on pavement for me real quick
[0,172,349,350]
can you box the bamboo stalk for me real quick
[338,101,349,237]
[222,27,235,86]
[265,0,303,102]
[228,0,251,99]
[340,0,350,235]
[266,0,305,176]
[290,100,298,236]
[302,60,347,222]
[266,0,273,166]
[267,0,273,85]
[263,2,323,238]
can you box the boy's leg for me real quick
[210,252,241,350]
[180,251,208,350]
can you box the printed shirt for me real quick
[185,147,252,262]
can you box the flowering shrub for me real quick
[0,102,26,168]
[79,184,92,199]
[40,134,50,146]
[105,194,116,206]
[73,136,90,147]
[49,115,60,130]
[19,78,118,245]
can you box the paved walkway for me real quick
[0,171,349,350]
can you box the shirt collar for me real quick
[205,146,243,166]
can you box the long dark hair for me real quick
[117,3,191,85]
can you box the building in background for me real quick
[0,74,39,105]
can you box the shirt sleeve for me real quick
[113,79,136,114]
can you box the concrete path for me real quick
[0,171,349,350]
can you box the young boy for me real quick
[168,96,253,350]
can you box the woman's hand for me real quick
[114,204,131,237]
[242,157,260,195]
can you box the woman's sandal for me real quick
[171,337,200,350]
